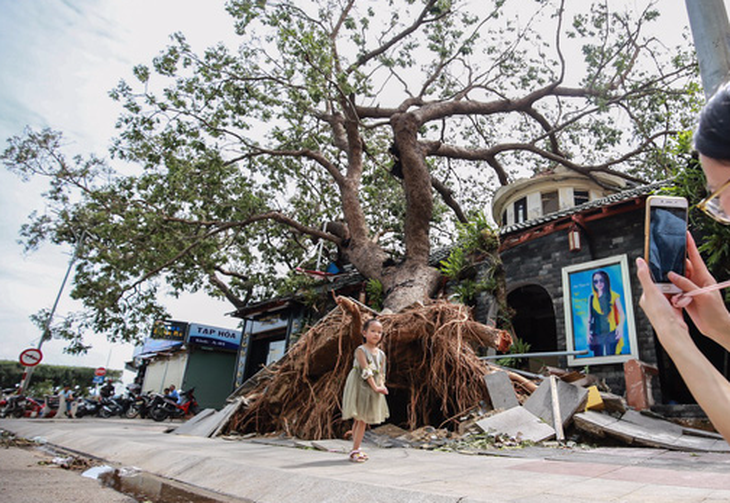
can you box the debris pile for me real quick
[469,366,730,453]
[225,297,512,440]
[211,297,728,453]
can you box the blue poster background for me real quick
[569,262,631,359]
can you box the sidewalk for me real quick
[2,417,730,503]
[0,440,136,503]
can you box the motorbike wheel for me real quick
[12,408,24,418]
[190,404,200,416]
[125,405,140,419]
[150,407,168,422]
[99,407,112,419]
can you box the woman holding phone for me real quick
[636,82,730,443]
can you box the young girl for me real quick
[341,318,389,463]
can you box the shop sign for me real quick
[150,319,188,341]
[188,323,242,351]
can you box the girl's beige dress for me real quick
[342,345,389,424]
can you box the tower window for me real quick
[574,190,589,206]
[541,191,559,215]
[514,197,527,223]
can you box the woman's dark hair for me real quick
[695,82,730,161]
[361,317,381,343]
[592,270,611,313]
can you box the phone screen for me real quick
[648,206,687,283]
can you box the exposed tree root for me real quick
[225,297,513,440]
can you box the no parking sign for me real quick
[19,348,43,367]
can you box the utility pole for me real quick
[685,0,730,98]
[17,232,86,395]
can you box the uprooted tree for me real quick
[2,0,699,349]
[227,297,516,439]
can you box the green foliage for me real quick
[365,279,384,311]
[275,272,320,298]
[495,336,531,369]
[440,246,468,281]
[661,154,730,283]
[439,212,499,281]
[2,1,701,348]
[0,361,122,396]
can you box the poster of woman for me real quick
[562,254,638,366]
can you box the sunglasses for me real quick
[697,178,730,225]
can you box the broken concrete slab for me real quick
[599,391,626,414]
[210,399,245,438]
[524,377,588,429]
[574,410,730,453]
[484,371,519,410]
[174,410,222,437]
[172,408,216,435]
[475,406,555,443]
[310,439,351,453]
[175,399,243,438]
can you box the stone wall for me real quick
[497,206,660,399]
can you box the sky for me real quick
[0,0,240,379]
[0,1,717,380]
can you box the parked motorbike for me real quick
[98,395,125,418]
[74,398,101,418]
[149,387,200,422]
[125,391,153,419]
[0,393,27,418]
[19,395,53,418]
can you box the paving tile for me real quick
[618,484,712,503]
[510,459,622,478]
[601,465,730,490]
[511,493,586,503]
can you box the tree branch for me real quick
[208,271,247,309]
[346,0,443,73]
[431,176,467,223]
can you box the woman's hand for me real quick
[376,385,388,395]
[636,257,689,352]
[669,233,730,347]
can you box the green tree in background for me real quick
[662,132,730,284]
[2,0,700,350]
[0,361,121,396]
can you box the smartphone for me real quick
[644,195,688,294]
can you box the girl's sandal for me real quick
[348,450,368,463]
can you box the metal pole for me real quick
[685,0,730,98]
[18,233,85,394]
[480,349,589,360]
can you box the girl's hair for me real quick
[362,317,381,343]
[695,82,730,162]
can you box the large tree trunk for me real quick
[381,260,441,313]
[343,240,441,313]
[334,109,441,314]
